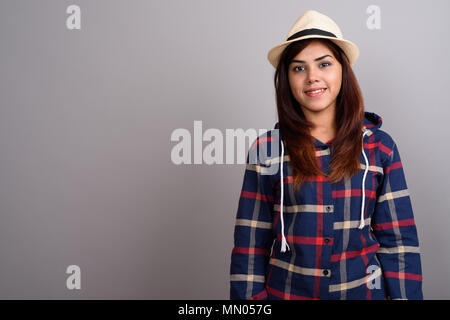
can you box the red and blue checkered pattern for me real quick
[230,112,423,300]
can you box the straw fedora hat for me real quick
[267,10,359,68]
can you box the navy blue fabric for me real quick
[230,112,423,300]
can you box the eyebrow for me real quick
[290,54,332,64]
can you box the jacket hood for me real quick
[273,111,381,253]
[362,111,383,134]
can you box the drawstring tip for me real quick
[358,221,365,229]
[280,237,290,253]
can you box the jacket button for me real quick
[324,238,330,244]
[323,269,329,276]
[325,206,332,212]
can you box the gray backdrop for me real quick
[0,0,449,299]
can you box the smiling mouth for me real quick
[305,88,327,97]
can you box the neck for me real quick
[302,104,336,136]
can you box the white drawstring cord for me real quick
[279,129,369,247]
[280,140,290,252]
[359,129,370,229]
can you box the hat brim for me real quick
[267,35,359,68]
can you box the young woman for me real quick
[230,10,423,300]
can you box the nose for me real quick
[306,67,319,83]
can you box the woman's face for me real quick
[288,40,342,116]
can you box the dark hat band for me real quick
[286,28,337,41]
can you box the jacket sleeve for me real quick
[371,140,423,300]
[230,138,276,300]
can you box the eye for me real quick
[292,65,305,72]
[292,62,331,72]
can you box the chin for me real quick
[302,104,332,112]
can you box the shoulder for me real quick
[371,129,397,163]
[248,128,282,166]
[373,129,395,147]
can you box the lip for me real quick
[304,88,327,97]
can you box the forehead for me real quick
[292,40,335,60]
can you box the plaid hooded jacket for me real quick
[230,112,423,300]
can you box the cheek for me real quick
[288,77,303,96]
[328,73,342,92]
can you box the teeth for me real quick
[307,88,325,94]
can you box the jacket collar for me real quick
[273,111,383,147]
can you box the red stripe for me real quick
[277,234,333,246]
[250,290,268,300]
[372,218,415,231]
[265,246,276,290]
[365,137,376,300]
[250,136,274,150]
[384,271,422,281]
[314,156,324,299]
[240,190,274,202]
[266,285,318,300]
[305,175,329,182]
[232,247,269,255]
[385,161,402,174]
[273,176,293,190]
[378,142,393,155]
[363,141,379,150]
[275,175,328,187]
[330,243,380,262]
[362,140,395,158]
[274,174,333,187]
[332,189,377,199]
[359,232,372,300]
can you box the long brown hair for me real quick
[274,38,365,191]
